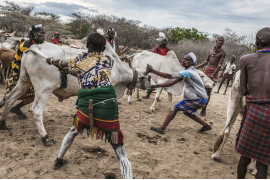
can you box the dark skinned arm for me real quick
[152,77,183,89]
[240,57,248,96]
[146,64,173,79]
[195,54,210,69]
[46,57,77,76]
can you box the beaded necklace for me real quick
[256,48,270,53]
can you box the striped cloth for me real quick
[73,85,123,144]
[175,98,208,114]
[205,66,218,80]
[235,96,270,165]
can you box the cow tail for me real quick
[213,132,225,152]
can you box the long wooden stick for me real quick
[89,99,94,133]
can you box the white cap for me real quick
[187,52,197,64]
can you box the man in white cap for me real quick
[145,52,212,134]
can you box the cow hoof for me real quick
[41,135,55,146]
[149,108,155,113]
[128,101,131,104]
[138,99,142,101]
[211,154,221,162]
[53,158,64,170]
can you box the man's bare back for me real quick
[240,53,270,97]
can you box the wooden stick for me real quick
[89,99,94,133]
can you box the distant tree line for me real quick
[0,1,254,67]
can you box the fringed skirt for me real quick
[73,85,123,145]
[5,68,34,104]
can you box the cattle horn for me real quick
[0,22,8,34]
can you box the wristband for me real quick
[58,60,63,68]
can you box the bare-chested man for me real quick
[235,27,270,179]
[195,36,226,116]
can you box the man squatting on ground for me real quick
[195,36,226,116]
[235,27,270,179]
[0,24,45,119]
[146,52,212,134]
[143,34,171,99]
[46,32,133,179]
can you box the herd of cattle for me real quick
[0,29,248,169]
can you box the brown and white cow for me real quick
[0,47,15,83]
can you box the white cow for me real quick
[128,50,215,113]
[211,70,257,175]
[211,71,243,161]
[0,42,152,146]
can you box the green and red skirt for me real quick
[73,85,123,144]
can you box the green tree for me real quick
[169,27,207,43]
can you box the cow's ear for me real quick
[114,83,127,99]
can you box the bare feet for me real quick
[150,126,165,134]
[198,124,212,132]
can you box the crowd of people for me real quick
[0,24,269,179]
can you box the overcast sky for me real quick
[1,0,269,36]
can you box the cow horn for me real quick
[0,26,7,34]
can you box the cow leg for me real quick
[31,89,55,146]
[200,88,212,116]
[167,92,173,110]
[211,118,235,161]
[54,126,78,170]
[127,94,132,105]
[212,75,242,161]
[111,143,133,179]
[136,88,141,101]
[150,87,162,113]
[0,78,31,129]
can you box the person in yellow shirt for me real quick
[0,24,45,119]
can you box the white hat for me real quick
[187,52,197,64]
[156,32,167,41]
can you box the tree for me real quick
[67,12,92,39]
[169,27,207,43]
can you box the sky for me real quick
[0,0,269,36]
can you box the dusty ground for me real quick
[0,83,269,179]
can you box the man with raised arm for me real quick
[46,32,133,179]
[195,36,226,116]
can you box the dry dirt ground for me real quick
[0,83,269,179]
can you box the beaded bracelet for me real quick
[58,60,63,68]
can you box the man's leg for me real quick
[216,78,225,93]
[10,101,30,119]
[255,161,268,179]
[150,107,178,134]
[54,126,78,170]
[183,112,212,132]
[200,88,212,116]
[143,89,152,99]
[111,143,133,179]
[0,98,5,108]
[223,79,230,95]
[237,156,251,179]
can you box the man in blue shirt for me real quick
[146,52,212,134]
